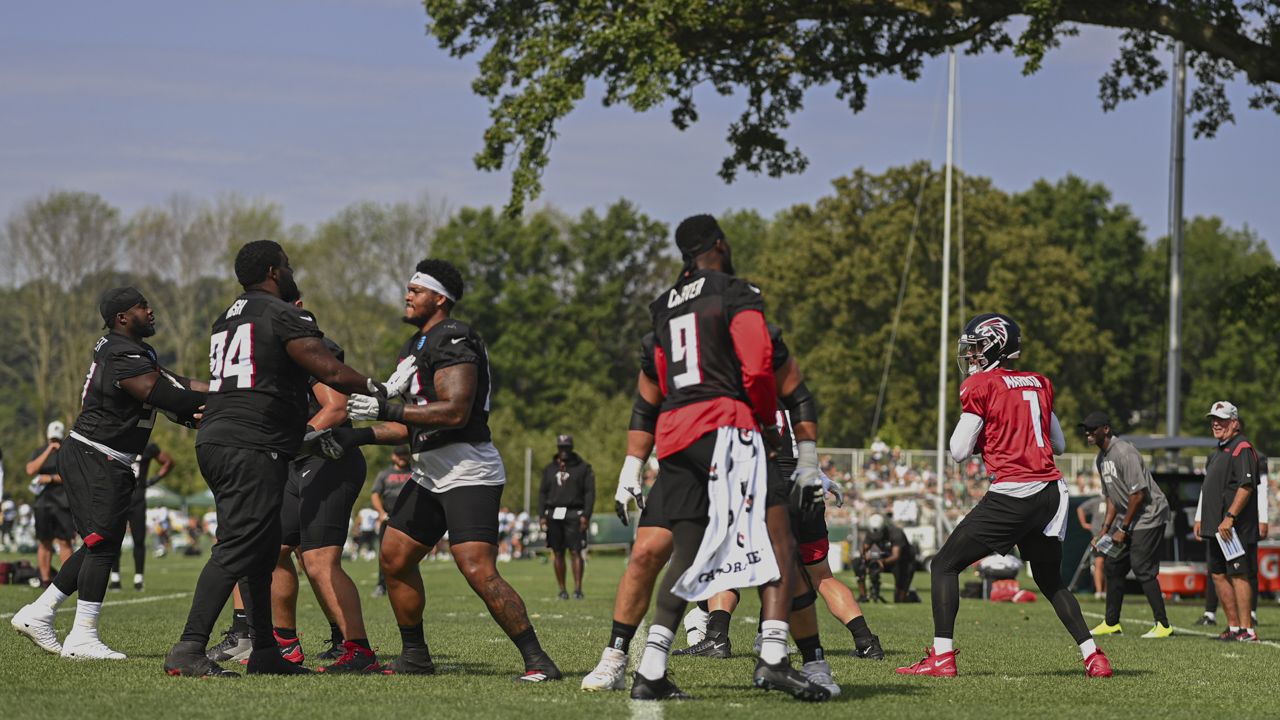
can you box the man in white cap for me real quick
[26,421,74,586]
[858,514,915,603]
[1196,400,1262,641]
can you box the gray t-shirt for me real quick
[1096,438,1170,531]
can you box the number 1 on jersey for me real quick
[1022,390,1045,448]
[669,313,702,389]
[209,324,255,391]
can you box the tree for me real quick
[424,0,1280,211]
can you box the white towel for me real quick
[1040,478,1070,541]
[673,426,780,602]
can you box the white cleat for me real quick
[801,659,841,698]
[580,647,627,691]
[11,604,62,655]
[683,606,708,647]
[60,633,126,660]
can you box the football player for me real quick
[896,313,1110,678]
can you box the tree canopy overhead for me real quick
[423,0,1280,212]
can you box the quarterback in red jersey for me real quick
[896,313,1111,679]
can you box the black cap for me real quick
[99,287,146,327]
[556,434,573,447]
[674,214,723,260]
[1078,411,1111,431]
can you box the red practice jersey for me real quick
[959,368,1061,484]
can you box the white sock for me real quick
[1204,611,1216,621]
[759,620,789,665]
[109,571,120,583]
[932,637,954,654]
[1079,639,1097,658]
[1229,626,1240,633]
[134,573,143,585]
[637,626,674,681]
[34,584,70,612]
[70,601,102,638]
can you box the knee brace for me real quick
[790,589,817,612]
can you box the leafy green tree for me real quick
[423,0,1280,210]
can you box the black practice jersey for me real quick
[197,290,324,455]
[72,333,164,454]
[399,318,493,454]
[647,269,765,414]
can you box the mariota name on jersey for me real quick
[666,277,707,308]
[1000,375,1043,389]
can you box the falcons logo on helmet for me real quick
[973,317,1009,346]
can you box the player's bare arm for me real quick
[285,336,378,397]
[307,382,348,431]
[399,363,476,429]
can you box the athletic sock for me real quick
[796,634,823,664]
[609,620,638,654]
[274,626,297,641]
[637,625,675,681]
[759,620,789,665]
[932,637,954,654]
[399,623,428,652]
[349,637,371,650]
[109,571,120,584]
[231,609,252,634]
[511,627,546,666]
[696,600,710,612]
[329,622,344,644]
[133,573,143,586]
[846,615,873,643]
[1079,639,1098,658]
[34,584,70,612]
[706,610,732,640]
[70,601,102,638]
[1229,626,1241,633]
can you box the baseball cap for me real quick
[1078,411,1111,431]
[674,215,724,259]
[868,514,885,532]
[556,434,573,447]
[47,420,65,440]
[1206,401,1238,420]
[99,286,147,327]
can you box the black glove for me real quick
[366,379,389,400]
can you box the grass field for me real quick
[2,552,1277,719]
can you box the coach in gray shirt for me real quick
[1080,411,1172,639]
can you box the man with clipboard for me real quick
[1195,401,1261,642]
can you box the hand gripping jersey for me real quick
[959,368,1061,484]
[398,318,493,454]
[197,290,324,455]
[646,269,777,459]
[73,333,167,456]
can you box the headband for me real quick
[408,272,456,303]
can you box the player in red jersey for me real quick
[896,313,1111,679]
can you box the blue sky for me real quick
[2,0,1277,255]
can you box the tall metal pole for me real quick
[936,49,956,543]
[1166,42,1186,438]
[524,446,533,515]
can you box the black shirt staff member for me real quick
[1081,412,1171,638]
[26,422,73,585]
[370,445,413,597]
[857,514,915,602]
[538,434,596,600]
[1195,400,1261,642]
[111,442,172,591]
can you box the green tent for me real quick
[144,485,185,508]
[184,488,216,508]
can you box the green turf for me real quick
[2,552,1276,719]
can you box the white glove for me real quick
[614,455,646,526]
[790,440,824,513]
[821,471,844,507]
[347,393,382,421]
[382,356,418,398]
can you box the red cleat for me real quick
[895,647,958,677]
[1083,649,1112,678]
[275,632,305,665]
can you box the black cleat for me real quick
[1194,615,1217,626]
[317,638,345,661]
[753,657,830,702]
[165,641,240,678]
[573,590,585,600]
[317,641,380,674]
[558,590,570,601]
[246,647,313,675]
[673,636,731,658]
[853,634,885,660]
[381,647,436,675]
[630,672,692,700]
[516,653,563,682]
[206,628,253,663]
[108,579,122,591]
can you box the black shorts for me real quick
[1103,526,1165,582]
[386,481,503,548]
[34,503,75,542]
[545,513,586,551]
[57,437,136,547]
[946,481,1064,563]
[1207,536,1252,576]
[196,443,290,578]
[639,431,787,529]
[280,451,367,551]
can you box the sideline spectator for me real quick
[538,434,595,600]
[27,421,73,586]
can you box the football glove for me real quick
[614,455,646,526]
[347,393,383,421]
[790,440,824,514]
[821,471,844,508]
[301,428,345,460]
[366,378,389,399]
[382,356,418,398]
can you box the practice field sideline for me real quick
[2,554,1275,719]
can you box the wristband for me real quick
[1226,511,1237,520]
[796,440,818,470]
[382,401,405,423]
[621,455,644,482]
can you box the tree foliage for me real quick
[423,0,1280,212]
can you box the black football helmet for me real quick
[957,313,1021,376]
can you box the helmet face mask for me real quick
[957,313,1021,377]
